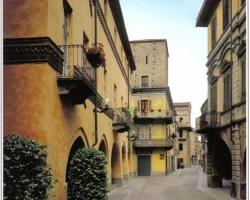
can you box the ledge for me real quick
[4,37,63,73]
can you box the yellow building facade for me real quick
[4,0,136,198]
[130,40,176,176]
[196,0,246,199]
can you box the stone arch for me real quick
[75,127,89,147]
[98,134,108,160]
[213,138,232,180]
[65,137,85,183]
[122,143,129,179]
[111,143,122,185]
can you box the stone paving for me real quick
[108,166,235,200]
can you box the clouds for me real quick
[121,0,207,127]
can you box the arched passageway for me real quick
[213,139,232,183]
[111,143,122,185]
[66,137,85,197]
[99,139,108,160]
[122,145,129,179]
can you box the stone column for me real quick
[207,140,222,188]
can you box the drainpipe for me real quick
[230,0,234,145]
[93,0,98,147]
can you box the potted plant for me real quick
[86,43,106,68]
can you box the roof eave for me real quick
[196,0,220,27]
[108,0,136,71]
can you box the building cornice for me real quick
[196,0,220,27]
[108,0,136,71]
[4,37,63,73]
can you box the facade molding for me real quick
[95,0,130,87]
[4,37,64,73]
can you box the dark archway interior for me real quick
[111,144,120,184]
[99,140,107,160]
[66,137,85,182]
[213,139,232,180]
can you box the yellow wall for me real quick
[152,150,166,174]
[4,0,134,198]
[208,0,242,53]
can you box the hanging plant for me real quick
[86,43,106,68]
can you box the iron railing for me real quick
[134,139,174,148]
[196,112,221,131]
[57,44,95,87]
[113,108,132,128]
[135,110,173,118]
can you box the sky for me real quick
[120,0,208,128]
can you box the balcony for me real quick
[57,44,96,106]
[134,110,173,124]
[177,121,192,131]
[133,139,174,150]
[196,112,221,134]
[113,108,132,133]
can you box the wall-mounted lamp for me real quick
[93,98,110,113]
[128,131,137,141]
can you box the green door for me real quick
[138,155,151,176]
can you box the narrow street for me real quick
[108,166,234,200]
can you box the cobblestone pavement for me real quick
[108,166,235,200]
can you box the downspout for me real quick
[93,0,98,147]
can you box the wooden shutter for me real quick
[137,100,140,111]
[211,15,217,48]
[148,124,152,139]
[149,100,152,111]
[224,72,231,110]
[223,0,230,30]
[210,83,217,112]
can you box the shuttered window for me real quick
[179,143,183,151]
[141,76,149,87]
[137,100,140,111]
[211,15,217,48]
[224,72,232,110]
[148,124,152,139]
[210,83,217,112]
[223,0,230,30]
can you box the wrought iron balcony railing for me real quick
[133,139,174,149]
[57,44,96,106]
[57,44,95,85]
[134,110,173,124]
[113,108,132,133]
[196,112,221,133]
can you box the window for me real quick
[141,76,149,87]
[210,82,217,112]
[83,31,89,47]
[160,154,164,160]
[146,56,148,64]
[223,0,230,30]
[114,27,117,45]
[223,72,232,111]
[179,143,183,151]
[211,15,217,48]
[104,0,107,19]
[179,117,183,122]
[138,125,150,140]
[179,130,183,138]
[114,84,117,108]
[241,59,246,101]
[141,100,148,112]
